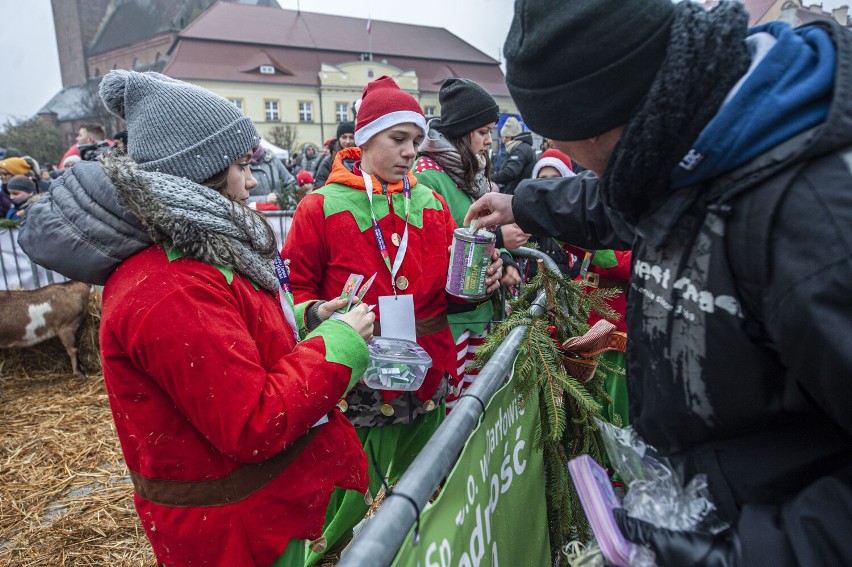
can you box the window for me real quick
[260,65,275,75]
[228,98,244,113]
[264,99,280,122]
[335,102,349,123]
[298,101,313,123]
[424,106,436,119]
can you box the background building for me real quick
[701,0,851,27]
[39,0,515,154]
[162,2,515,152]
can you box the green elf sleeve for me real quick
[294,299,322,340]
[591,249,618,268]
[306,319,369,392]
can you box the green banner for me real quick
[392,376,550,566]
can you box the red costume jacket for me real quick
[283,148,459,404]
[100,245,369,565]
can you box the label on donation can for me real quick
[446,227,496,299]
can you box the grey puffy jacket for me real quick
[18,160,151,285]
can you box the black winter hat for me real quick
[434,78,499,140]
[7,174,36,193]
[336,121,355,138]
[504,0,676,141]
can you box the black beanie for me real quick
[336,121,355,138]
[504,0,676,141]
[434,78,499,140]
[7,174,36,193]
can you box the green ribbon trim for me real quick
[164,246,259,290]
[317,182,443,231]
[306,319,369,391]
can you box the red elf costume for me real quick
[282,76,463,564]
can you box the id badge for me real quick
[378,294,416,342]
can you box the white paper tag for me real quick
[378,294,416,342]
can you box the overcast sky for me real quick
[0,0,514,122]
[1,0,851,122]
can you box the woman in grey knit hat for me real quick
[19,70,376,567]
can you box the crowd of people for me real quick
[8,0,852,565]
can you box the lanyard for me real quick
[362,170,410,295]
[579,251,594,280]
[273,254,299,341]
[274,254,329,428]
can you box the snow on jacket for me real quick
[283,147,460,409]
[511,20,852,565]
[17,158,370,565]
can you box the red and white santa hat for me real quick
[532,148,576,179]
[354,75,427,146]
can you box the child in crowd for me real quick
[19,70,376,567]
[4,175,36,220]
[296,169,315,193]
[282,75,502,564]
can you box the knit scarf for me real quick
[101,153,279,291]
[420,123,491,199]
[601,1,751,221]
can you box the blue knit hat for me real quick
[99,70,259,183]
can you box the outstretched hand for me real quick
[464,192,515,229]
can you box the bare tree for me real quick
[0,118,66,167]
[78,81,125,137]
[267,124,298,154]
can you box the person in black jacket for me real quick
[314,121,356,188]
[492,116,535,194]
[466,1,852,565]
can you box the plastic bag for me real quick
[597,419,728,566]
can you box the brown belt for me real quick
[129,425,322,508]
[583,272,628,293]
[373,312,449,338]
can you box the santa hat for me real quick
[533,148,575,178]
[296,170,315,186]
[354,76,426,146]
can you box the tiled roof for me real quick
[743,0,779,26]
[88,0,192,55]
[177,1,497,65]
[37,84,94,121]
[164,40,509,96]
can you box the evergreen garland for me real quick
[474,260,624,561]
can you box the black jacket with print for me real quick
[510,22,852,567]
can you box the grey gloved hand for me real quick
[613,508,741,567]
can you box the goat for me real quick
[0,281,91,377]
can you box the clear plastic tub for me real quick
[363,337,433,391]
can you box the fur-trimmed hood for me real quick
[19,154,278,290]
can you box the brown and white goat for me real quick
[0,281,91,377]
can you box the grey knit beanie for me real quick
[434,78,499,140]
[504,0,676,141]
[99,70,259,183]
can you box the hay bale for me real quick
[0,369,154,565]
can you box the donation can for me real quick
[446,227,496,299]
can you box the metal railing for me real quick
[0,211,298,290]
[338,247,559,567]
